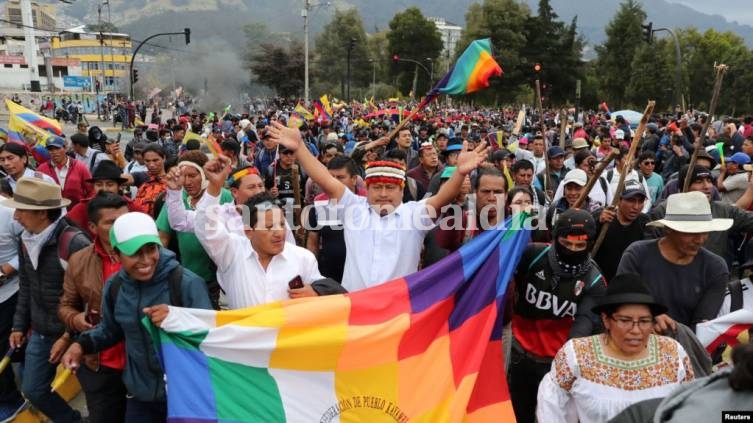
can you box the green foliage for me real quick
[625,40,674,110]
[386,7,443,96]
[314,9,372,99]
[595,0,646,108]
[248,42,305,97]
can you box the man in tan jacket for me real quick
[58,192,128,423]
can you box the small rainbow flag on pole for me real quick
[418,38,502,110]
[148,214,530,422]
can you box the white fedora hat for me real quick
[647,191,732,233]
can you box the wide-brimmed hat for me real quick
[0,177,71,210]
[592,273,667,316]
[647,191,732,233]
[85,160,128,185]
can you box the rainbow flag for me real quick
[5,99,63,137]
[148,215,531,422]
[429,39,502,100]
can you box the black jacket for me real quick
[13,219,90,336]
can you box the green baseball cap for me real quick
[109,212,162,256]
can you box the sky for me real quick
[666,0,753,26]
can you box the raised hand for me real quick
[456,141,489,176]
[204,155,233,186]
[267,121,303,153]
[165,166,184,191]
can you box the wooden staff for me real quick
[558,109,568,146]
[682,64,728,192]
[591,100,656,256]
[535,80,552,198]
[572,148,618,210]
[291,164,304,245]
[512,106,526,136]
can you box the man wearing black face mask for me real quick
[507,208,607,423]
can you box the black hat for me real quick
[85,160,127,185]
[491,149,513,162]
[592,273,667,316]
[677,164,712,191]
[442,137,463,156]
[553,208,596,240]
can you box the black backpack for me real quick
[106,266,183,310]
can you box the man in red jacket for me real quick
[37,137,93,209]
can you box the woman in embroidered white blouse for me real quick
[536,273,695,423]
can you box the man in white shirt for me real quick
[194,157,322,309]
[266,121,488,292]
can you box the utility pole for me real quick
[346,38,355,102]
[370,59,376,99]
[20,0,40,91]
[303,0,310,105]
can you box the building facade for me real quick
[51,25,132,93]
[428,17,462,60]
[4,0,56,32]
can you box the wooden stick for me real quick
[682,64,728,192]
[559,109,568,146]
[591,100,656,256]
[535,80,552,198]
[291,164,304,245]
[572,148,618,210]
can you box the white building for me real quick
[428,17,462,59]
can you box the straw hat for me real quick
[647,191,732,233]
[0,177,71,210]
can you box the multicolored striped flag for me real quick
[147,215,531,422]
[320,95,334,117]
[5,99,63,138]
[422,39,502,108]
[287,112,304,129]
[312,100,331,122]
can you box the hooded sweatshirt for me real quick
[76,248,212,402]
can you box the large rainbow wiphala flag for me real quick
[147,215,530,422]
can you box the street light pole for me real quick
[426,58,434,85]
[302,0,310,104]
[346,38,355,101]
[370,59,376,99]
[653,27,684,111]
[129,29,190,100]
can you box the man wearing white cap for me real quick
[62,212,212,422]
[617,191,731,332]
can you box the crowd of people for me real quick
[0,98,751,423]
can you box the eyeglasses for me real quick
[642,161,655,165]
[610,316,654,330]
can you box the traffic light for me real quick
[184,28,191,45]
[348,38,356,51]
[642,22,653,43]
[392,54,400,62]
[132,69,139,84]
[534,62,542,73]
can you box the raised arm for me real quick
[267,122,345,201]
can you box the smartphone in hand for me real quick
[288,275,304,289]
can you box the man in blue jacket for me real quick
[62,212,212,422]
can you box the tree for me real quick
[595,0,646,108]
[314,9,371,99]
[457,0,530,104]
[248,42,305,97]
[625,40,673,110]
[386,7,443,96]
[521,1,585,105]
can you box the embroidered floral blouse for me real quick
[536,334,694,423]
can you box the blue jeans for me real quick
[21,331,81,422]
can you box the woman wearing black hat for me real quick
[536,274,695,423]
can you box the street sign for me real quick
[63,76,91,89]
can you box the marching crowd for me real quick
[0,100,752,423]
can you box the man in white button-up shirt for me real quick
[267,121,488,292]
[195,157,323,309]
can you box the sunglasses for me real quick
[642,160,655,165]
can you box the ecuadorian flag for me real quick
[5,99,63,137]
[147,214,530,422]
